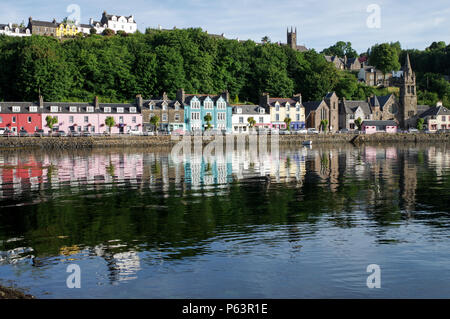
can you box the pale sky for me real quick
[1,0,449,53]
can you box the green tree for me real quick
[416,118,424,131]
[355,117,362,130]
[105,116,115,134]
[284,117,291,131]
[89,28,97,35]
[204,113,212,130]
[369,43,401,82]
[321,41,358,59]
[102,29,115,36]
[247,117,256,128]
[150,115,160,133]
[46,116,58,135]
[320,119,328,132]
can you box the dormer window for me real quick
[275,103,280,112]
[111,16,117,21]
[174,102,180,110]
[191,98,200,109]
[149,103,154,110]
[162,103,167,111]
[217,98,226,109]
[236,108,242,114]
[286,103,290,111]
[130,107,136,113]
[103,107,111,113]
[116,107,124,113]
[29,106,38,112]
[259,108,265,114]
[86,106,94,112]
[50,106,59,112]
[204,98,213,109]
[12,106,20,112]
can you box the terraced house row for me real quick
[0,55,446,134]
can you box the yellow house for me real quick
[259,93,306,130]
[56,23,79,37]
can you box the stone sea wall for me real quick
[0,133,448,150]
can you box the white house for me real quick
[92,11,137,34]
[231,105,271,133]
[0,23,31,37]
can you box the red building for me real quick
[0,102,42,133]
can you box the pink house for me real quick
[361,120,397,134]
[40,98,142,134]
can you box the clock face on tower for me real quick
[389,104,398,114]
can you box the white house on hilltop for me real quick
[0,23,31,37]
[88,11,137,34]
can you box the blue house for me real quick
[177,89,232,132]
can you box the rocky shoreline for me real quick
[0,133,448,150]
[0,285,35,299]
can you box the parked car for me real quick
[128,130,143,136]
[307,128,319,134]
[19,129,29,137]
[296,129,308,134]
[339,128,349,134]
[82,131,92,137]
[279,130,291,135]
[424,130,434,134]
[34,129,45,137]
[56,130,67,137]
[0,128,6,135]
[408,128,419,133]
[3,129,16,137]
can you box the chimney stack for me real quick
[293,93,302,103]
[94,96,99,109]
[259,92,270,107]
[222,90,230,103]
[176,88,185,104]
[39,94,44,108]
[136,94,143,108]
[162,92,168,101]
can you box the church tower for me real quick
[399,53,417,128]
[287,27,297,50]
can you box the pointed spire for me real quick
[403,53,412,73]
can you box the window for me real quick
[217,112,226,121]
[149,104,154,110]
[0,117,2,123]
[350,114,355,120]
[70,106,77,112]
[365,115,370,120]
[191,100,200,109]
[50,106,58,112]
[84,116,88,123]
[119,116,124,124]
[69,116,74,123]
[259,117,264,123]
[239,117,244,123]
[130,107,137,113]
[296,114,300,121]
[204,100,213,109]
[132,116,136,123]
[12,106,20,112]
[12,116,16,123]
[191,112,200,120]
[86,106,94,112]
[162,114,168,121]
[27,117,32,123]
[276,104,280,112]
[217,101,226,109]
[276,114,280,121]
[175,113,180,121]
[162,104,167,111]
[91,126,95,132]
[104,107,111,113]
[442,116,446,122]
[286,103,290,111]
[29,106,38,112]
[117,107,124,113]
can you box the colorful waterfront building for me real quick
[361,120,398,134]
[177,89,232,132]
[259,93,305,130]
[0,102,42,133]
[231,105,271,133]
[139,93,185,133]
[40,97,142,134]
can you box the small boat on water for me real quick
[302,140,313,146]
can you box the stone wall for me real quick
[0,133,448,150]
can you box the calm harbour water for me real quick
[0,143,449,298]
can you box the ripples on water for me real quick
[0,144,449,298]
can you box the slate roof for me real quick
[303,101,324,114]
[0,101,139,114]
[231,105,265,115]
[267,98,301,107]
[183,94,227,105]
[0,102,39,114]
[143,99,183,110]
[341,100,372,115]
[419,106,450,118]
[362,120,397,126]
[29,20,58,28]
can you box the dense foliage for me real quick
[0,30,449,107]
